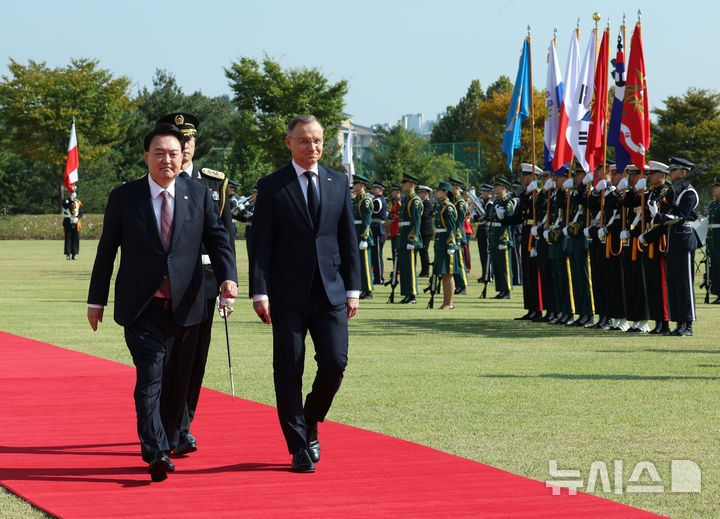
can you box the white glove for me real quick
[583,172,594,185]
[620,230,630,240]
[526,180,538,193]
[634,178,647,191]
[529,247,538,258]
[583,227,591,238]
[543,178,554,191]
[71,217,78,224]
[562,178,574,190]
[496,206,505,219]
[562,226,569,237]
[648,200,658,217]
[359,241,368,250]
[639,233,648,246]
[595,179,607,192]
[617,177,628,191]
[218,296,235,317]
[543,230,550,240]
[598,227,607,240]
[498,244,507,250]
[447,249,455,255]
[406,243,415,250]
[531,225,540,238]
[605,185,616,194]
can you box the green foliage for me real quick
[431,79,486,143]
[224,55,348,183]
[651,88,720,198]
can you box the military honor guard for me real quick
[397,173,423,304]
[387,184,402,257]
[62,189,82,260]
[475,184,494,284]
[489,176,516,299]
[352,174,375,299]
[543,172,574,325]
[417,185,435,277]
[708,177,720,304]
[449,177,470,294]
[433,181,461,309]
[157,112,237,454]
[370,180,388,284]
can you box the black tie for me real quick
[304,171,319,227]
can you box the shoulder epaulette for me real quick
[200,168,226,180]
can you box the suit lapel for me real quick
[135,177,164,250]
[283,164,314,230]
[170,176,187,251]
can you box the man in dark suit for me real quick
[87,123,238,482]
[251,114,361,473]
[156,112,236,456]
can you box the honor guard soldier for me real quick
[637,161,673,334]
[543,172,574,325]
[503,163,543,319]
[352,174,374,299]
[417,185,435,277]
[434,181,460,309]
[563,166,594,327]
[157,112,236,454]
[387,184,402,257]
[488,176,516,298]
[646,157,701,336]
[397,173,423,303]
[62,189,83,260]
[370,180,388,284]
[449,177,470,294]
[708,177,720,303]
[475,184,494,284]
[532,171,558,321]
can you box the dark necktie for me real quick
[158,191,172,298]
[304,171,319,227]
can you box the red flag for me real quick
[620,23,650,171]
[585,28,610,173]
[64,122,79,192]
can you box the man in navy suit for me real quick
[87,123,238,481]
[251,114,361,473]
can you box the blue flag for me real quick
[502,38,531,170]
[607,28,631,172]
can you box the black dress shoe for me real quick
[291,449,315,473]
[168,460,175,472]
[494,291,510,299]
[359,291,373,300]
[306,422,320,463]
[670,322,687,336]
[418,272,429,278]
[399,295,416,304]
[532,313,546,322]
[175,432,197,455]
[712,297,720,304]
[681,323,694,336]
[649,321,663,334]
[148,452,171,482]
[454,287,467,295]
[564,316,577,326]
[515,311,533,320]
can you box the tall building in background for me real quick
[401,113,423,133]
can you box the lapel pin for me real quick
[327,178,332,181]
[184,195,189,199]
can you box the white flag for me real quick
[567,30,597,172]
[543,37,563,171]
[342,128,354,179]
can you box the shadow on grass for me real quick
[481,373,720,381]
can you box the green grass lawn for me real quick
[1,239,718,518]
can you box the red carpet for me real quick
[0,331,666,518]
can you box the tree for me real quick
[224,55,348,182]
[431,80,486,143]
[0,58,135,208]
[651,88,720,198]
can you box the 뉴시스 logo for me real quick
[546,459,701,495]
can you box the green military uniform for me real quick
[449,177,469,290]
[353,175,374,294]
[488,177,516,295]
[433,190,459,275]
[398,173,423,299]
[708,177,720,301]
[565,174,593,321]
[545,184,573,318]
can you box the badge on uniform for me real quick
[210,189,220,201]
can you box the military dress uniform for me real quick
[475,184,493,284]
[449,177,469,293]
[707,178,720,303]
[397,173,423,303]
[62,194,82,259]
[598,176,628,329]
[532,180,557,320]
[370,181,388,284]
[418,186,435,277]
[564,176,594,326]
[544,183,574,324]
[488,177,516,298]
[433,189,459,275]
[353,175,374,298]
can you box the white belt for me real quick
[399,222,411,227]
[710,224,720,229]
[372,219,385,223]
[435,229,447,233]
[201,254,211,265]
[490,222,503,227]
[354,220,362,224]
[245,222,252,227]
[525,219,534,225]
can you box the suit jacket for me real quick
[251,163,360,307]
[87,175,237,327]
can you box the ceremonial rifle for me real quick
[385,247,399,303]
[423,262,440,309]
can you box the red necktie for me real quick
[157,191,172,298]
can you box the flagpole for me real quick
[635,10,647,236]
[528,25,538,226]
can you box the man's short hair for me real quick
[144,123,185,152]
[287,114,323,135]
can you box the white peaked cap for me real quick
[648,161,669,174]
[520,163,543,175]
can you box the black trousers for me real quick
[63,221,79,256]
[476,226,490,281]
[589,239,608,317]
[271,272,348,454]
[520,227,541,312]
[124,303,198,462]
[537,237,556,313]
[603,238,627,319]
[179,298,215,435]
[418,233,433,275]
[666,248,696,323]
[643,246,670,323]
[622,246,650,322]
[370,228,385,283]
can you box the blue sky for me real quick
[3,0,717,128]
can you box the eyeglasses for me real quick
[289,137,324,148]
